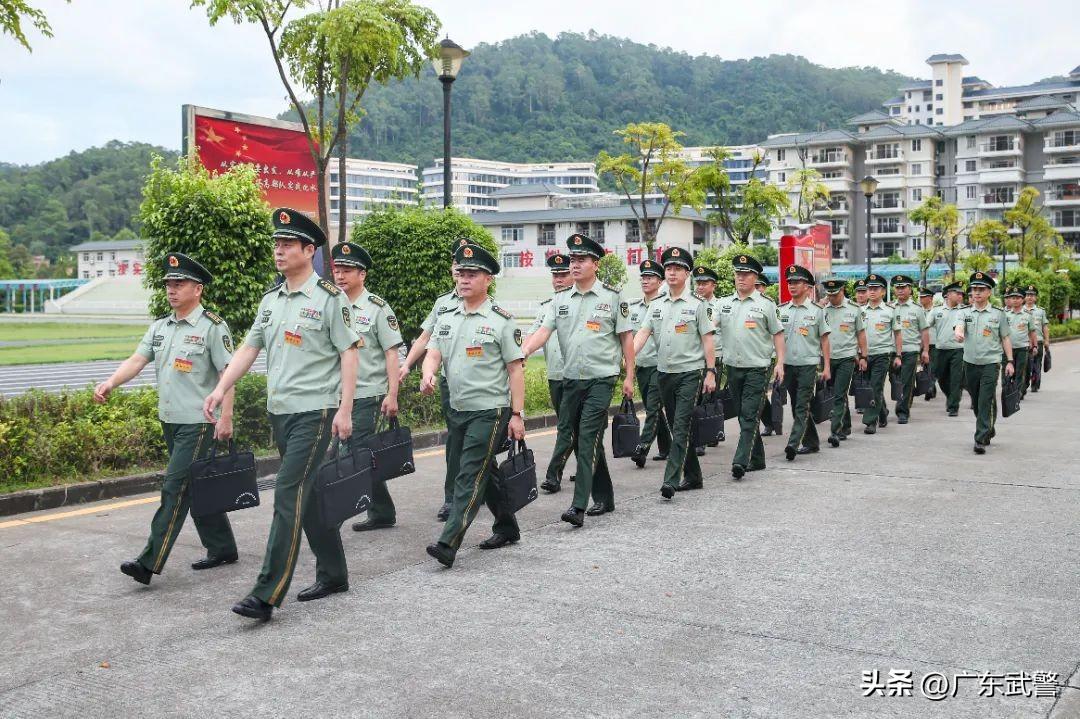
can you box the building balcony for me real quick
[978,140,1022,157]
[865,150,905,165]
[808,152,850,169]
[1052,215,1080,232]
[1044,162,1080,182]
[1045,190,1080,206]
[871,199,906,213]
[1044,136,1080,154]
[979,194,1016,209]
[872,174,907,190]
[821,203,849,215]
[821,176,856,192]
[978,168,1025,185]
[871,224,905,238]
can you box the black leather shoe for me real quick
[675,481,703,491]
[561,507,585,527]
[797,446,819,455]
[191,553,238,570]
[632,453,646,469]
[879,415,888,428]
[706,440,719,447]
[898,417,909,425]
[436,503,451,522]
[232,595,272,621]
[569,475,577,482]
[838,432,848,441]
[695,446,706,457]
[731,464,745,480]
[948,409,958,417]
[761,428,774,437]
[478,533,519,550]
[973,443,986,455]
[717,431,726,442]
[652,454,668,461]
[828,435,840,448]
[425,542,455,567]
[784,446,797,461]
[120,560,152,585]
[540,478,561,493]
[864,425,877,435]
[296,581,348,602]
[660,484,675,499]
[586,502,613,516]
[352,518,395,532]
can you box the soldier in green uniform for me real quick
[97,253,238,586]
[629,259,672,468]
[328,242,405,534]
[522,233,635,526]
[954,272,1015,454]
[890,274,930,424]
[755,275,783,437]
[421,243,526,567]
[1023,286,1050,394]
[1003,286,1037,387]
[919,286,938,400]
[401,260,462,520]
[534,253,575,491]
[778,264,831,460]
[633,247,716,497]
[204,208,360,621]
[693,264,725,453]
[860,274,902,434]
[821,278,867,447]
[715,254,785,479]
[854,279,869,308]
[928,281,966,416]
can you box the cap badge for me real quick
[574,237,582,245]
[341,245,351,254]
[463,247,474,258]
[554,256,563,264]
[976,272,983,279]
[672,248,680,257]
[168,255,179,267]
[788,266,796,274]
[739,255,747,263]
[279,211,291,224]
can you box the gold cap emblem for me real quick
[976,272,983,279]
[739,255,747,263]
[463,247,474,258]
[168,255,179,267]
[279,211,291,224]
[574,237,582,245]
[788,266,796,274]
[341,245,351,254]
[554,255,563,264]
[672,248,680,256]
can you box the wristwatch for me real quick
[511,410,524,419]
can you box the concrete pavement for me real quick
[1,342,1079,717]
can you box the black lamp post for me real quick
[434,38,469,209]
[860,175,879,275]
[1001,224,1010,300]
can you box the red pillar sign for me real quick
[778,224,832,303]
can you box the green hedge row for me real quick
[1049,319,1080,340]
[0,363,567,494]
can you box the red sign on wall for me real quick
[779,224,832,303]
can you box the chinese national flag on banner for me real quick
[193,114,319,216]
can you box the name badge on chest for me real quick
[466,345,483,358]
[173,357,193,373]
[285,329,302,347]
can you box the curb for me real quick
[0,409,580,518]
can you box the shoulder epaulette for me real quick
[493,304,513,320]
[779,301,792,308]
[317,278,341,296]
[263,282,283,296]
[554,286,572,294]
[692,292,704,301]
[602,282,618,293]
[204,310,224,325]
[368,294,386,307]
[540,298,552,305]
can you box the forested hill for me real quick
[326,32,912,166]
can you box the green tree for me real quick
[692,147,789,246]
[597,252,627,290]
[1,0,65,52]
[0,228,16,278]
[692,243,765,298]
[193,0,440,253]
[748,242,779,267]
[138,155,275,330]
[926,203,966,278]
[596,122,704,256]
[350,207,496,341]
[962,252,995,274]
[786,165,829,224]
[908,195,945,282]
[1004,187,1062,267]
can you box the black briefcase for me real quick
[853,372,873,411]
[889,368,903,402]
[769,380,785,434]
[189,441,259,519]
[1001,375,1021,418]
[496,439,538,514]
[611,397,641,458]
[314,440,375,527]
[811,379,833,424]
[1043,347,1052,373]
[915,367,933,395]
[692,395,725,446]
[356,416,415,482]
[717,385,736,419]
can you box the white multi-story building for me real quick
[69,239,146,279]
[420,158,598,213]
[327,158,418,230]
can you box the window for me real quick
[966,186,978,200]
[926,119,933,125]
[935,79,943,87]
[911,188,923,202]
[923,91,932,100]
[626,221,641,243]
[927,104,933,111]
[501,225,524,243]
[538,224,556,246]
[910,163,923,176]
[501,253,521,269]
[914,105,920,112]
[967,211,977,225]
[776,149,786,161]
[912,236,923,251]
[936,93,943,101]
[937,141,945,153]
[935,164,945,177]
[96,252,103,261]
[967,136,977,149]
[777,171,786,183]
[906,92,912,100]
[907,106,912,113]
[108,270,116,277]
[96,270,103,277]
[891,107,900,115]
[936,108,943,115]
[965,160,977,172]
[110,252,116,260]
[911,139,922,152]
[83,252,89,261]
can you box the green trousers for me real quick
[895,351,920,420]
[933,347,965,413]
[437,407,518,552]
[1006,348,1029,387]
[252,409,344,607]
[725,365,769,470]
[636,365,671,456]
[964,362,999,445]
[784,364,820,451]
[350,396,395,524]
[439,375,453,504]
[657,369,704,488]
[136,422,236,573]
[828,357,856,438]
[544,379,573,484]
[863,353,893,427]
[546,377,616,511]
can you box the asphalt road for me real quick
[1,342,1079,717]
[0,356,268,396]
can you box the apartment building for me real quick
[420,158,599,212]
[327,158,418,229]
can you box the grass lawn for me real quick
[0,340,137,366]
[0,321,144,342]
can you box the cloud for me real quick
[1,0,1077,165]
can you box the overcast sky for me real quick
[2,0,1078,165]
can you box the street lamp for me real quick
[433,37,469,209]
[1001,223,1010,300]
[860,175,879,275]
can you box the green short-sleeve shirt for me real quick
[1005,308,1034,349]
[421,290,460,335]
[861,302,899,356]
[958,305,1010,365]
[350,288,403,398]
[244,271,360,415]
[1025,305,1048,342]
[433,297,523,411]
[628,295,661,369]
[705,296,723,360]
[716,290,783,368]
[136,304,233,424]
[530,299,564,380]
[541,281,633,379]
[928,304,964,350]
[823,298,865,360]
[780,299,830,366]
[641,286,714,374]
[894,299,929,352]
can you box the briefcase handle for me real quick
[506,438,529,458]
[620,397,636,414]
[207,439,238,462]
[374,414,402,433]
